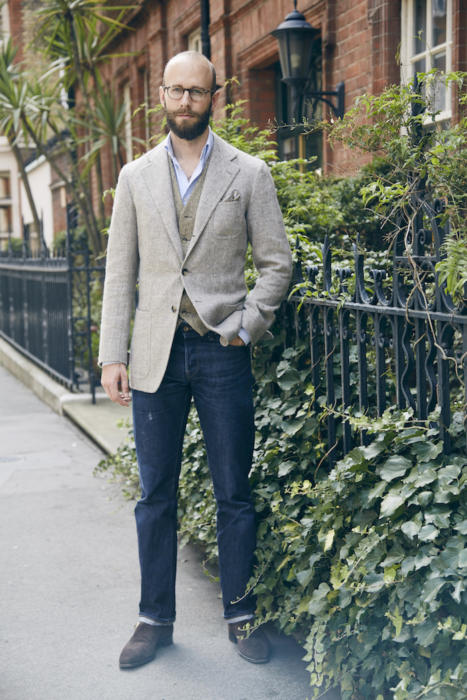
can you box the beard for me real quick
[165,101,212,140]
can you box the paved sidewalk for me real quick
[0,364,337,700]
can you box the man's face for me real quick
[160,57,217,141]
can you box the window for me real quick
[123,82,133,162]
[137,67,151,146]
[401,0,452,119]
[0,2,10,46]
[274,59,323,168]
[0,173,12,241]
[188,28,202,53]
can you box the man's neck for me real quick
[169,128,209,164]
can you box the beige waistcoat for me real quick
[168,156,209,335]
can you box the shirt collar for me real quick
[164,126,214,164]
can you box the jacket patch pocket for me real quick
[212,201,245,238]
[130,309,151,378]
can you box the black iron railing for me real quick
[287,198,467,460]
[0,206,105,401]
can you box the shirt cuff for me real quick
[238,328,251,346]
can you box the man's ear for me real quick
[159,86,165,106]
[211,90,220,111]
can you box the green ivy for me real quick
[96,336,467,699]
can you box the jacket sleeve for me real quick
[98,166,139,365]
[241,161,293,344]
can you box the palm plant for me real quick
[0,40,42,239]
[0,0,136,253]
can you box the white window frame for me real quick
[188,28,202,54]
[0,172,13,241]
[400,0,453,121]
[123,82,133,162]
[0,2,11,47]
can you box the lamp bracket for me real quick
[303,82,345,119]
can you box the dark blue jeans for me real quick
[132,325,256,624]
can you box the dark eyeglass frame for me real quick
[162,85,215,101]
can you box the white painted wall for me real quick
[21,155,54,249]
[0,136,21,246]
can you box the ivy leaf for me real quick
[401,556,416,576]
[454,519,467,535]
[412,491,433,507]
[407,466,437,488]
[365,573,385,592]
[324,529,335,552]
[359,442,386,460]
[451,580,464,603]
[367,481,387,504]
[278,461,295,477]
[297,568,314,587]
[437,464,461,483]
[414,619,438,647]
[422,577,445,604]
[339,587,352,609]
[418,524,439,542]
[380,492,405,518]
[378,455,411,482]
[308,583,331,615]
[275,368,300,391]
[410,441,443,462]
[458,549,467,568]
[401,520,421,539]
[414,552,434,570]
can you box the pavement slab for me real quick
[0,364,337,700]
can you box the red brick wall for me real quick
[95,0,465,187]
[7,0,24,62]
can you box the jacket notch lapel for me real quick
[185,140,239,259]
[141,147,183,260]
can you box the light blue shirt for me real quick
[164,128,214,205]
[164,127,250,347]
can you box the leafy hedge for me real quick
[97,335,467,699]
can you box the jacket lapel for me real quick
[141,144,183,260]
[185,135,239,259]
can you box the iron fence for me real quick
[286,197,467,460]
[0,207,105,401]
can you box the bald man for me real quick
[99,51,292,669]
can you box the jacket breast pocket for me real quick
[212,201,245,238]
[130,309,151,378]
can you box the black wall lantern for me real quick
[272,1,345,120]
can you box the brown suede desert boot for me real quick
[228,621,270,664]
[119,622,173,669]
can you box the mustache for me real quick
[173,109,197,116]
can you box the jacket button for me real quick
[182,268,188,275]
[171,305,177,313]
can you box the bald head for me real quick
[163,51,217,92]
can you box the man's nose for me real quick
[180,89,191,106]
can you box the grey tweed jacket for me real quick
[98,133,293,392]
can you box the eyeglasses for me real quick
[163,85,214,102]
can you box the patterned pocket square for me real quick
[223,189,241,202]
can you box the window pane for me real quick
[413,57,426,77]
[432,0,446,46]
[432,51,446,112]
[0,174,10,198]
[0,207,11,234]
[414,0,427,55]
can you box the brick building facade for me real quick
[1,1,465,246]
[97,0,466,189]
